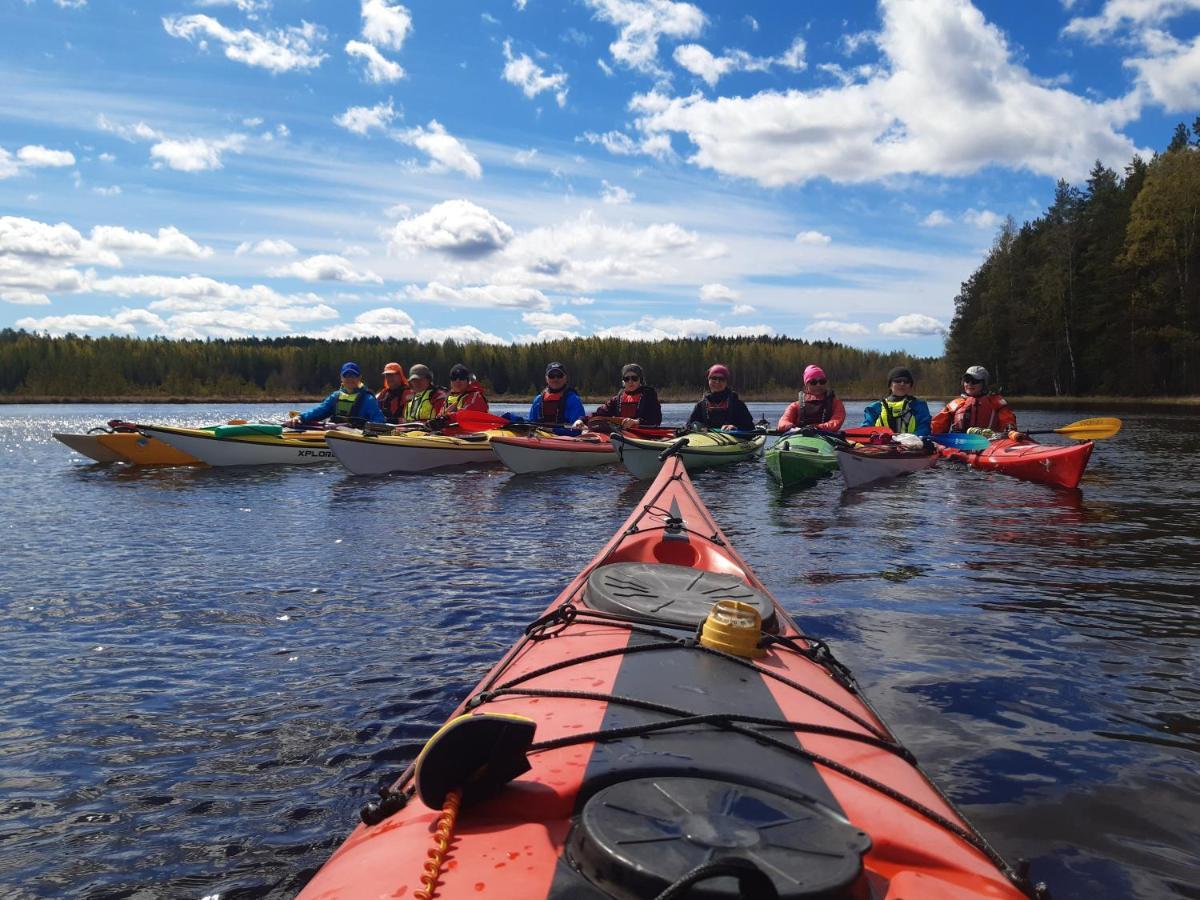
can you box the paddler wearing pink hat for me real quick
[686,364,756,432]
[777,364,846,433]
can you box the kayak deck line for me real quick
[302,459,1044,899]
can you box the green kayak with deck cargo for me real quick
[765,435,839,488]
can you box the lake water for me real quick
[1,402,1197,899]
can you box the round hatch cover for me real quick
[568,776,871,899]
[583,562,773,627]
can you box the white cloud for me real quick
[806,319,870,336]
[580,129,671,159]
[418,325,507,344]
[567,296,596,305]
[1125,30,1200,111]
[0,149,17,180]
[921,210,951,227]
[629,0,1143,186]
[2,289,51,305]
[16,309,168,336]
[522,310,582,329]
[502,39,569,107]
[149,134,246,172]
[269,253,383,284]
[795,230,831,245]
[92,186,122,197]
[1063,0,1199,41]
[195,0,271,14]
[730,302,755,315]
[584,0,706,74]
[963,208,1003,229]
[346,40,405,83]
[514,148,539,165]
[361,0,412,51]
[672,36,804,88]
[395,120,482,179]
[744,14,759,31]
[308,306,415,340]
[597,315,773,341]
[0,216,120,267]
[16,146,76,168]
[778,36,806,70]
[404,281,550,310]
[162,14,327,73]
[334,99,397,135]
[388,199,514,257]
[90,225,214,258]
[878,313,946,335]
[699,282,739,302]
[600,180,634,204]
[235,238,298,256]
[53,0,88,7]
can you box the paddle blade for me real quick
[1054,417,1122,440]
[929,432,990,451]
[449,410,511,431]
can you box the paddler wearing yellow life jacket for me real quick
[290,362,385,428]
[861,366,932,436]
[442,363,489,414]
[401,364,448,423]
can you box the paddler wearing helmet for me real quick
[576,363,662,431]
[442,364,489,415]
[402,364,448,423]
[931,365,1018,436]
[527,362,586,429]
[686,364,755,432]
[777,364,846,433]
[861,366,931,436]
[290,362,385,428]
[376,362,411,424]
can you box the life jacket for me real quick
[874,396,917,434]
[334,388,364,421]
[376,387,409,423]
[405,387,445,422]
[948,394,1004,432]
[540,388,567,423]
[798,391,835,427]
[703,392,732,428]
[619,390,641,419]
[444,382,487,414]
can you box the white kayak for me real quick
[53,432,127,463]
[489,432,615,474]
[325,429,502,475]
[835,441,937,488]
[139,424,337,467]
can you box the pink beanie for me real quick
[707,364,731,380]
[803,365,827,384]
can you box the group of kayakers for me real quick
[289,359,1022,438]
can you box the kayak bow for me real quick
[610,429,765,479]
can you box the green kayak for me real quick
[765,436,838,488]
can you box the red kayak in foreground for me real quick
[938,437,1093,490]
[300,458,1044,900]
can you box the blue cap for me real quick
[340,362,361,378]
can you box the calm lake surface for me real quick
[1,402,1197,899]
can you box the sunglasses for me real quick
[807,378,827,386]
[622,375,640,382]
[450,374,469,381]
[891,379,913,385]
[547,371,566,378]
[962,376,982,385]
[708,375,727,382]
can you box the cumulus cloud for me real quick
[16,309,168,336]
[346,40,405,82]
[672,35,805,87]
[600,180,634,204]
[361,0,412,51]
[699,282,739,302]
[1125,30,1200,111]
[334,99,397,135]
[235,238,298,256]
[806,319,870,336]
[584,0,706,74]
[90,225,214,258]
[579,128,672,159]
[522,311,583,329]
[628,0,1144,186]
[921,210,951,226]
[502,39,569,106]
[963,208,1003,229]
[16,146,76,168]
[2,289,52,305]
[878,313,946,335]
[795,230,831,245]
[388,199,514,257]
[597,315,773,341]
[307,307,414,340]
[149,134,246,172]
[395,120,482,178]
[404,281,550,310]
[269,253,383,283]
[0,216,121,268]
[162,14,327,73]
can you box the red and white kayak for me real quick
[490,427,675,475]
[300,458,1042,900]
[937,437,1093,490]
[835,441,937,488]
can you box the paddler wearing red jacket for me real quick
[931,365,1018,435]
[777,364,846,433]
[375,361,411,424]
[442,363,489,414]
[577,363,662,430]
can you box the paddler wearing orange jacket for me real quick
[442,363,489,414]
[931,365,1018,435]
[777,365,846,433]
[375,362,411,424]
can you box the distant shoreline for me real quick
[3,394,1198,410]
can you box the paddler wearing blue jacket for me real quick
[290,362,385,427]
[527,362,586,430]
[861,366,931,436]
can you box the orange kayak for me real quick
[300,457,1043,900]
[937,437,1093,490]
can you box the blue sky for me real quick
[1,0,1196,356]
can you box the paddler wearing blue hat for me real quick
[289,362,385,428]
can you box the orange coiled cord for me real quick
[413,789,461,900]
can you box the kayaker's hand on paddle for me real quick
[799,425,818,436]
[720,424,736,431]
[1008,430,1028,441]
[427,415,451,431]
[620,417,637,429]
[285,418,303,430]
[966,427,996,438]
